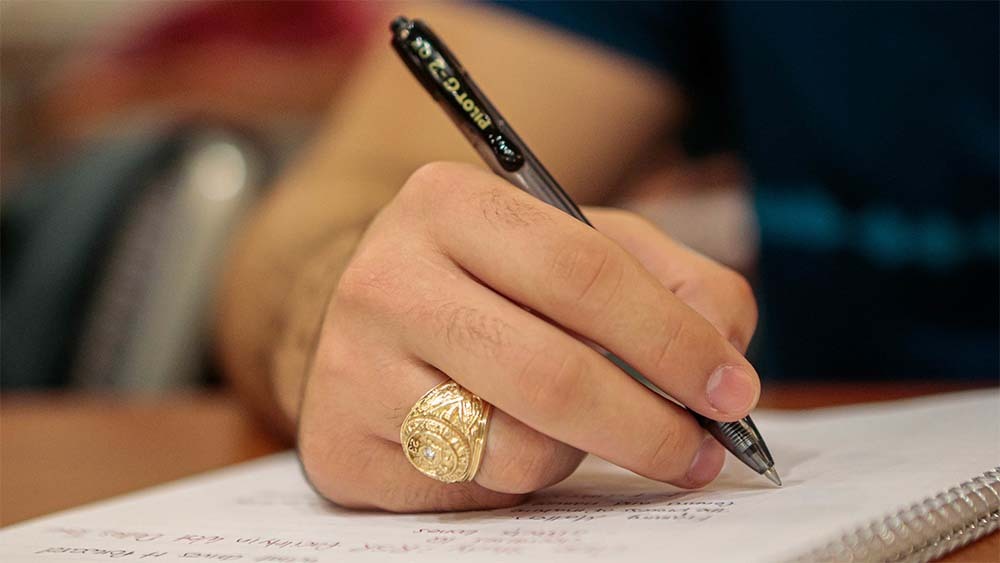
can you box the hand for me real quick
[298,162,760,512]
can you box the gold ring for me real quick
[400,380,492,483]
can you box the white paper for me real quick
[2,390,998,562]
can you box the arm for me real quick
[215,2,681,436]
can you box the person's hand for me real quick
[298,161,760,512]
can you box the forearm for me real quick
[213,79,423,435]
[216,215,365,437]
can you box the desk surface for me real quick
[2,384,997,562]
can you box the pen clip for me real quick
[390,17,524,172]
[390,16,590,225]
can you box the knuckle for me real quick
[547,237,624,315]
[493,439,566,494]
[399,161,481,216]
[334,252,403,313]
[719,268,759,345]
[638,424,689,481]
[373,482,435,513]
[376,482,494,513]
[402,161,461,201]
[298,435,368,510]
[306,341,337,388]
[309,327,357,389]
[515,349,587,416]
[723,270,756,310]
[300,432,442,512]
[650,316,690,374]
[297,383,386,510]
[731,272,759,325]
[478,186,550,229]
[430,486,497,512]
[427,301,510,359]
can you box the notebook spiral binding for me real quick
[793,467,1000,563]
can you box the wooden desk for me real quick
[2,385,996,561]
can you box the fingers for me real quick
[298,161,760,512]
[388,255,725,488]
[299,345,528,512]
[357,357,586,495]
[298,318,583,511]
[409,162,759,422]
[584,207,758,353]
[301,434,526,512]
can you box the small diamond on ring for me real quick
[422,446,436,460]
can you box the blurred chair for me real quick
[2,1,378,390]
[2,124,268,390]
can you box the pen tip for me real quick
[763,467,782,487]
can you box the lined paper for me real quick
[2,390,997,562]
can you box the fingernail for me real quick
[686,435,725,487]
[705,365,758,416]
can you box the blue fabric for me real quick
[494,1,998,380]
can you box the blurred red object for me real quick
[42,0,378,139]
[118,0,371,55]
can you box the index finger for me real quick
[413,162,760,422]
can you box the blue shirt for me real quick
[497,1,998,380]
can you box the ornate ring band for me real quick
[400,380,492,483]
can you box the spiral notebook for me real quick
[1,390,997,562]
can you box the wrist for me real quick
[271,227,365,426]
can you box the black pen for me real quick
[390,16,780,487]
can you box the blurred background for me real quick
[2,0,756,393]
[2,0,379,390]
[3,1,378,525]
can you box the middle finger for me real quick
[360,356,586,494]
[399,262,726,488]
[423,166,760,422]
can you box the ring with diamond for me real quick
[400,380,492,483]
